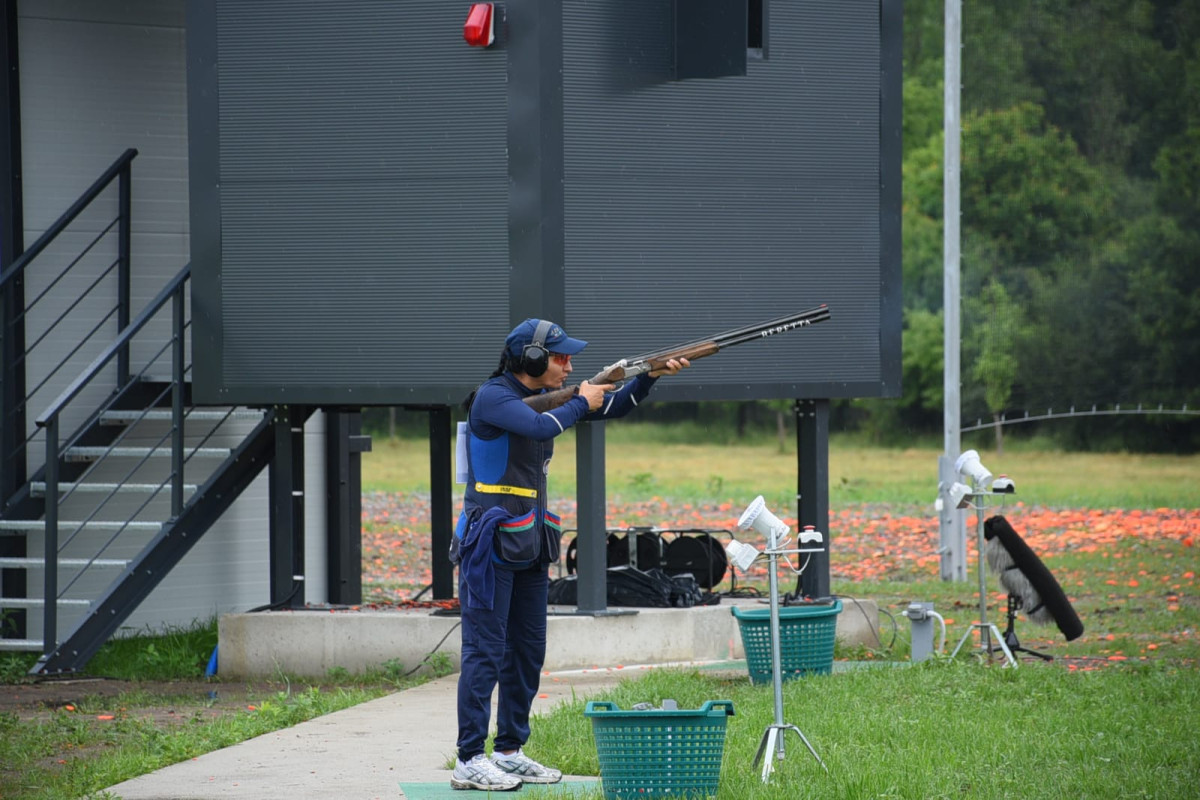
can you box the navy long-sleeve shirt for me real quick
[469,371,657,441]
[453,371,659,598]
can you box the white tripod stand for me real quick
[735,496,830,783]
[948,487,1017,668]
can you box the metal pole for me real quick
[975,503,991,654]
[767,536,785,752]
[170,285,184,518]
[428,406,454,600]
[940,0,967,581]
[116,161,132,387]
[42,417,59,657]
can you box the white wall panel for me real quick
[14,1,333,641]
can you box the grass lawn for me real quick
[3,429,1198,798]
[362,427,1200,797]
[528,662,1198,800]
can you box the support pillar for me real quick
[0,0,26,639]
[795,399,830,599]
[429,406,454,600]
[575,421,607,613]
[269,406,305,609]
[326,410,370,605]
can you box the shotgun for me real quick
[524,304,832,413]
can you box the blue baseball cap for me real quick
[505,318,588,357]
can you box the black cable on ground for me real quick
[245,581,303,613]
[404,620,462,677]
[836,592,897,650]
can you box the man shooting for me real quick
[449,317,688,791]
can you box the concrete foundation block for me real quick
[218,597,881,679]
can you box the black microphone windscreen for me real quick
[984,515,1084,642]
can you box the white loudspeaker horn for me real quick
[725,539,761,572]
[947,481,973,509]
[955,449,993,489]
[738,495,790,543]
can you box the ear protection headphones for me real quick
[520,319,554,377]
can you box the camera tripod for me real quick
[991,593,1053,662]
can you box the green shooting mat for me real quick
[398,778,601,799]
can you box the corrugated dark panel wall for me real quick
[562,0,886,401]
[210,1,507,402]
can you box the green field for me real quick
[364,428,1199,663]
[363,424,1200,509]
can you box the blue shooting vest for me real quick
[454,377,564,571]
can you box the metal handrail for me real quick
[0,149,137,291]
[2,150,138,491]
[35,265,189,427]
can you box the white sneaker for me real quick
[450,753,523,791]
[490,748,563,784]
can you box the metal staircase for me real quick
[0,150,277,674]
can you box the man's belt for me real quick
[474,482,538,499]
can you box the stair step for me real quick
[1,597,91,608]
[0,639,43,651]
[0,520,162,532]
[31,481,199,496]
[65,446,232,462]
[100,409,263,425]
[0,557,130,569]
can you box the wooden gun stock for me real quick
[524,341,721,413]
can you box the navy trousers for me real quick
[456,563,548,761]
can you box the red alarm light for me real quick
[463,4,494,47]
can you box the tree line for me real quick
[856,0,1200,452]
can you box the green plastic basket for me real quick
[584,700,735,799]
[731,600,842,684]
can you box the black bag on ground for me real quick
[547,565,719,608]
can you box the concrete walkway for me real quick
[101,663,691,800]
